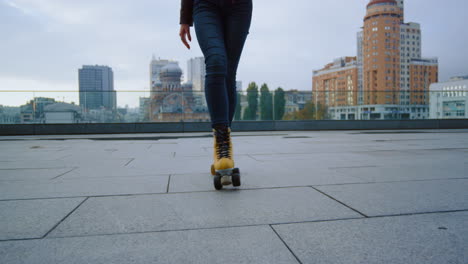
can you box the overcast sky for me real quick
[1,0,467,107]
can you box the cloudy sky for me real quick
[1,0,467,107]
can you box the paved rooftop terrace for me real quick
[0,129,467,263]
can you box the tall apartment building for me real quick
[362,0,403,106]
[187,57,205,93]
[78,65,116,111]
[314,0,438,120]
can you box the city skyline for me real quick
[1,0,467,108]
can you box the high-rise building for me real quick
[314,0,438,120]
[362,0,403,105]
[79,65,116,111]
[187,57,205,93]
[150,56,171,90]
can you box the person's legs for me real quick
[223,0,253,126]
[193,0,230,128]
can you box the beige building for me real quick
[313,57,358,108]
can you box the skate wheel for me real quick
[214,173,223,190]
[211,164,215,175]
[232,173,241,187]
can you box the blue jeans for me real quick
[193,0,252,128]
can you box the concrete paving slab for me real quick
[0,225,299,264]
[0,160,68,170]
[273,211,468,264]
[48,187,362,238]
[331,160,467,182]
[60,166,168,179]
[169,157,367,192]
[0,168,74,181]
[0,175,169,200]
[128,155,211,175]
[316,179,468,216]
[0,198,85,240]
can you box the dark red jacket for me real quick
[180,0,194,26]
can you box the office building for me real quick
[79,65,116,111]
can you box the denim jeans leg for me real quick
[193,2,230,128]
[224,0,252,126]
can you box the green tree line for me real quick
[234,81,327,121]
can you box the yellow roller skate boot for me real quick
[211,124,241,190]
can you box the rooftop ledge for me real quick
[1,119,468,136]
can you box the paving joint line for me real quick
[310,186,369,218]
[368,209,468,219]
[269,225,303,264]
[246,154,262,162]
[2,210,468,242]
[311,177,468,187]
[0,167,70,171]
[41,197,89,239]
[12,217,363,241]
[124,158,135,167]
[166,174,172,193]
[50,167,77,180]
[2,177,467,201]
[0,186,310,201]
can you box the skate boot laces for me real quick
[214,127,231,159]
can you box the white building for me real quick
[236,81,243,92]
[43,103,82,123]
[150,56,171,90]
[187,57,205,93]
[429,78,468,119]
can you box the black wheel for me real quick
[233,168,240,174]
[214,173,223,190]
[232,170,241,187]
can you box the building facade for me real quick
[43,102,82,124]
[187,57,205,93]
[315,0,439,120]
[429,78,468,119]
[79,65,116,111]
[20,97,56,123]
[149,62,209,122]
[313,57,358,109]
[150,56,171,90]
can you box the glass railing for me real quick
[0,90,466,124]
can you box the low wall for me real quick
[1,119,468,135]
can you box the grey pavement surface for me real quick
[0,129,467,263]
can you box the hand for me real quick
[179,24,191,50]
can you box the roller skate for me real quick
[211,124,241,190]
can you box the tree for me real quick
[282,101,330,121]
[260,83,273,120]
[243,82,258,120]
[234,92,242,121]
[274,87,286,120]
